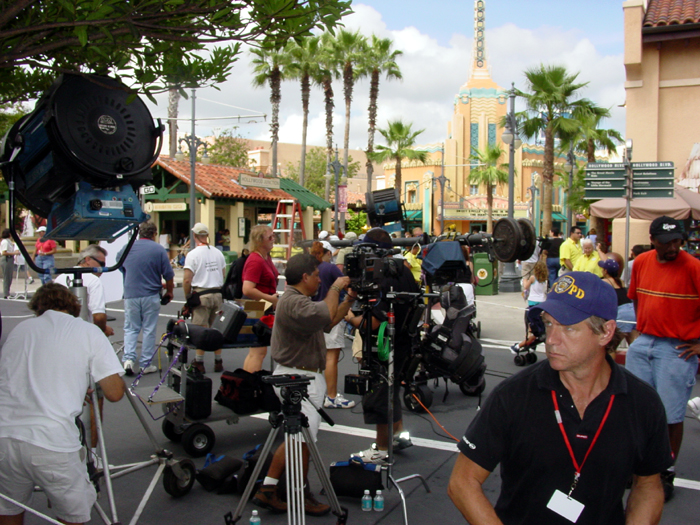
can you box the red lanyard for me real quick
[551,390,615,495]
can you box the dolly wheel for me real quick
[181,423,215,458]
[163,459,196,497]
[162,419,186,443]
[404,385,433,413]
[459,378,486,397]
[526,351,538,365]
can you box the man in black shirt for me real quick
[448,271,672,525]
[543,228,564,287]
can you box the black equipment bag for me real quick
[196,454,243,492]
[214,369,280,415]
[237,444,275,498]
[170,321,225,352]
[173,368,212,420]
[211,302,247,343]
[330,458,384,498]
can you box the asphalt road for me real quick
[0,285,698,525]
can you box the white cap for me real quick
[329,235,339,241]
[345,231,357,240]
[319,230,329,239]
[37,226,47,232]
[321,240,333,252]
[191,223,209,235]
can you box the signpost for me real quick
[584,161,675,200]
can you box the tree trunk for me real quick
[323,77,334,175]
[366,70,379,194]
[300,74,310,187]
[394,156,402,195]
[587,138,596,163]
[486,183,494,234]
[542,126,555,236]
[269,68,281,177]
[168,88,180,158]
[343,62,353,176]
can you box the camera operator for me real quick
[252,253,355,517]
[0,283,125,525]
[344,227,420,464]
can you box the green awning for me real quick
[405,210,422,221]
[552,212,567,221]
[279,178,332,211]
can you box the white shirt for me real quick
[0,311,123,452]
[0,238,14,258]
[159,233,171,250]
[528,279,548,303]
[53,271,106,324]
[184,244,226,288]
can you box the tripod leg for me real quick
[230,424,282,523]
[285,431,305,525]
[301,426,347,522]
[389,473,409,525]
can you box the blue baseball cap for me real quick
[531,272,617,325]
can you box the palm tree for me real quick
[285,36,321,187]
[316,32,340,200]
[370,120,427,195]
[167,88,180,158]
[515,65,605,235]
[364,35,403,192]
[568,111,623,163]
[328,29,367,176]
[468,144,509,233]
[251,47,287,177]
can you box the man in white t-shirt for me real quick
[184,223,227,373]
[54,245,113,336]
[0,283,125,525]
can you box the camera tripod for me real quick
[355,288,431,525]
[226,374,348,525]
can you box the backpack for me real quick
[222,255,247,300]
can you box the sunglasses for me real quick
[91,256,107,267]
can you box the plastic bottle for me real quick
[362,489,372,511]
[249,509,261,525]
[373,489,384,512]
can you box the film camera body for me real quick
[343,243,404,295]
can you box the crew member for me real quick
[626,216,700,500]
[345,227,420,463]
[448,272,672,525]
[252,253,354,516]
[0,284,125,525]
[184,223,227,373]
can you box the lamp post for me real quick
[174,89,210,249]
[328,146,345,234]
[433,147,448,234]
[499,83,523,293]
[529,171,539,235]
[565,143,575,231]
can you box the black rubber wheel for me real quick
[404,385,433,413]
[514,354,527,367]
[476,320,482,339]
[459,378,486,396]
[163,459,196,498]
[526,351,538,364]
[162,419,186,443]
[181,423,215,458]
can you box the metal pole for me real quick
[500,85,521,293]
[334,147,340,233]
[440,148,446,234]
[189,88,196,249]
[567,144,574,230]
[624,142,633,282]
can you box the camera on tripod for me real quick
[262,374,312,405]
[343,243,402,295]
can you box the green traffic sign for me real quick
[584,189,625,199]
[632,189,674,199]
[585,179,626,189]
[633,178,674,189]
[631,161,674,179]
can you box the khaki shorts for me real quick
[324,321,346,350]
[0,437,96,523]
[192,291,223,328]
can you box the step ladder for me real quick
[272,199,306,259]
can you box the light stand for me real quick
[433,147,448,235]
[328,147,345,234]
[499,83,522,293]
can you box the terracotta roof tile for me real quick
[155,157,293,202]
[644,0,700,28]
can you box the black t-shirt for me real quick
[614,286,632,306]
[458,355,672,525]
[545,237,564,258]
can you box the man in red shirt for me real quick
[626,216,700,501]
[33,226,57,284]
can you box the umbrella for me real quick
[589,185,700,220]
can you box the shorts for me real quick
[273,364,326,442]
[362,380,403,425]
[192,291,223,328]
[616,302,636,333]
[626,334,698,424]
[0,438,96,523]
[324,321,346,349]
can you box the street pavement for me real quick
[0,273,698,525]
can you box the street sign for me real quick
[584,162,627,199]
[632,189,674,199]
[139,185,156,195]
[585,189,628,199]
[632,178,674,189]
[585,179,626,189]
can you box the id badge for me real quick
[546,489,585,523]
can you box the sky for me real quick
[146,0,627,156]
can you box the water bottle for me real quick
[362,489,372,511]
[373,489,384,512]
[249,509,261,525]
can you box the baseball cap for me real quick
[530,272,617,325]
[320,240,333,252]
[318,230,329,240]
[650,216,684,243]
[345,231,357,241]
[598,258,620,276]
[36,226,47,232]
[191,223,209,235]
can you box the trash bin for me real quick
[473,253,499,295]
[223,251,238,269]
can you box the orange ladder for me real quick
[272,199,306,259]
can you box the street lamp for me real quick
[529,171,540,234]
[499,83,523,293]
[328,146,345,234]
[564,144,575,230]
[433,146,448,234]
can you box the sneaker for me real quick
[323,393,356,408]
[393,431,413,450]
[351,447,388,465]
[214,359,224,373]
[27,277,34,284]
[661,470,675,502]
[123,360,135,376]
[688,397,700,419]
[141,365,158,375]
[304,493,331,516]
[253,485,287,513]
[510,342,521,355]
[190,360,206,374]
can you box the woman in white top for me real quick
[0,229,19,298]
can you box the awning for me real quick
[278,178,332,211]
[552,212,567,221]
[405,210,422,221]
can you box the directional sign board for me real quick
[584,161,675,200]
[584,163,626,199]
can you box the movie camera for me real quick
[342,243,404,295]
